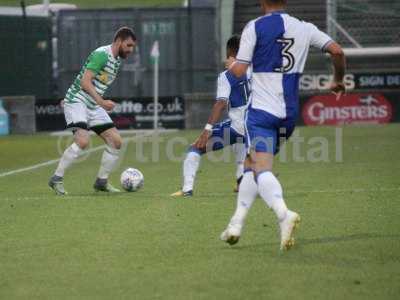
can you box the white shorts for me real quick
[64,101,114,134]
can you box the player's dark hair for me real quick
[113,27,136,42]
[226,34,241,57]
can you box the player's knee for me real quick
[73,129,90,149]
[242,154,253,169]
[75,137,89,150]
[75,140,89,150]
[253,156,273,173]
[111,136,122,150]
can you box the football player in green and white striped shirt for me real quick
[49,27,137,195]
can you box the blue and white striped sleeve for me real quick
[216,73,231,102]
[236,20,257,64]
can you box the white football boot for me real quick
[279,210,301,251]
[48,175,68,195]
[220,223,242,245]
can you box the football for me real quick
[120,168,144,192]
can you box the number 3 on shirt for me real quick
[274,38,295,73]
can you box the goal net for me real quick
[327,0,400,57]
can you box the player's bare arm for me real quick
[326,42,346,99]
[226,56,249,78]
[194,100,227,150]
[80,70,115,111]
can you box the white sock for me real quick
[236,163,244,180]
[54,143,83,177]
[182,150,201,192]
[230,170,258,226]
[233,143,246,180]
[257,171,288,221]
[97,146,120,180]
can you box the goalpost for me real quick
[342,47,400,58]
[43,0,50,15]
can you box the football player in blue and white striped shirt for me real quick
[171,35,251,197]
[220,0,346,250]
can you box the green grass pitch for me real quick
[0,124,399,299]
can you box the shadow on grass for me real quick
[218,232,400,270]
[298,233,400,245]
[220,233,400,252]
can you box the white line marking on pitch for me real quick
[0,130,170,178]
[0,144,108,178]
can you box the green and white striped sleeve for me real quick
[86,51,108,75]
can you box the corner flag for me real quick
[151,41,160,130]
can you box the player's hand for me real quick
[330,81,346,100]
[225,56,236,69]
[194,130,211,150]
[101,100,116,112]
